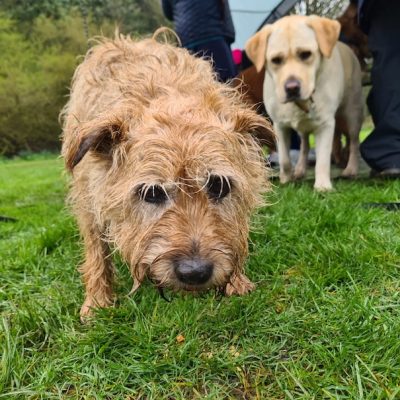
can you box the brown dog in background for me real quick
[61,33,273,319]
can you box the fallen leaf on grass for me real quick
[176,334,185,343]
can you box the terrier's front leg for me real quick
[78,219,114,321]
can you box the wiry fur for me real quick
[61,33,272,319]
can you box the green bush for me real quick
[0,13,83,155]
[0,1,167,156]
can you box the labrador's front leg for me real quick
[314,119,335,191]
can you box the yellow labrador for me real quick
[245,15,363,191]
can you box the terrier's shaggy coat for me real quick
[61,33,272,318]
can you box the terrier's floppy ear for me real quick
[307,16,341,58]
[64,117,128,171]
[245,25,273,72]
[234,108,276,150]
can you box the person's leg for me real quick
[360,0,400,172]
[191,39,237,82]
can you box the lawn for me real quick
[1,155,399,399]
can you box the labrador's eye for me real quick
[299,50,312,61]
[207,175,232,201]
[271,56,283,65]
[138,184,168,204]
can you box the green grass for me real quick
[1,155,400,399]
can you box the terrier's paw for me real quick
[225,273,255,296]
[80,296,113,323]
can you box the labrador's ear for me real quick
[245,25,273,72]
[307,15,341,58]
[63,118,129,171]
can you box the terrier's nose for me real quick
[174,258,213,285]
[285,78,301,99]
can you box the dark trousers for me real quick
[189,38,237,82]
[360,1,400,171]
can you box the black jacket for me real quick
[162,0,235,47]
[357,0,376,33]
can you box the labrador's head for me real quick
[245,15,340,104]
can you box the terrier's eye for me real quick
[138,184,168,204]
[271,56,283,65]
[206,175,232,201]
[299,50,312,61]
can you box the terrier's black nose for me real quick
[285,78,301,99]
[174,258,213,285]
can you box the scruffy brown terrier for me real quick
[61,32,273,319]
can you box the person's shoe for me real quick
[370,168,400,179]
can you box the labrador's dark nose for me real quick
[285,78,301,100]
[174,258,213,285]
